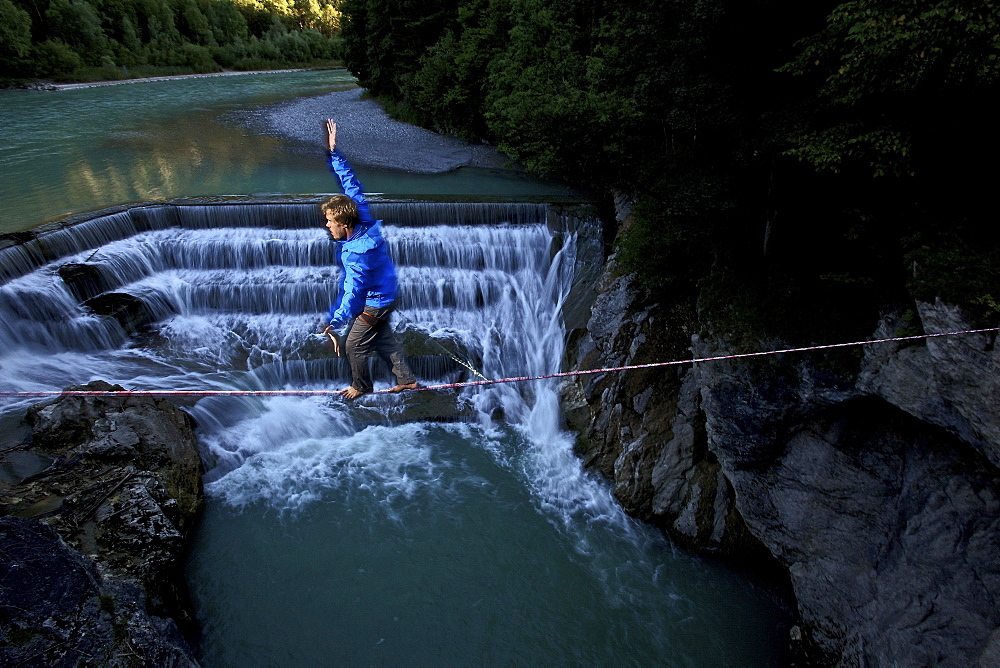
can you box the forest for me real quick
[3,0,997,338]
[338,0,999,340]
[0,0,342,79]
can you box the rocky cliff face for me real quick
[0,516,198,666]
[565,257,1000,665]
[0,380,203,665]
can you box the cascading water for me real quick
[0,202,788,665]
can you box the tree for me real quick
[340,0,458,97]
[33,38,85,76]
[402,0,511,136]
[180,0,214,45]
[45,0,110,64]
[0,0,32,68]
[780,0,1000,179]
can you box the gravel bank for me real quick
[261,87,512,173]
[51,69,305,90]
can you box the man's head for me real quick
[321,195,358,240]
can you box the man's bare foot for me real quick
[339,386,367,400]
[389,382,419,393]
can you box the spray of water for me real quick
[0,206,624,535]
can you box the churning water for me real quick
[0,203,788,665]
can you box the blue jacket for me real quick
[325,151,398,327]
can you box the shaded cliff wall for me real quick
[564,229,1000,664]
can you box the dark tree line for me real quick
[1,0,343,80]
[339,0,1000,337]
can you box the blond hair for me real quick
[320,194,360,229]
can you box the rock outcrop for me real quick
[0,516,198,666]
[0,380,203,664]
[565,255,1000,665]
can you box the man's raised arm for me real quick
[324,119,368,208]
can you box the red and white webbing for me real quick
[1,327,996,399]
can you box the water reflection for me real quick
[60,111,294,206]
[2,71,355,231]
[0,70,578,233]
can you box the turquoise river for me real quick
[0,70,790,665]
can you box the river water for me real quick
[0,69,575,233]
[0,71,790,665]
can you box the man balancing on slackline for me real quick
[320,119,418,399]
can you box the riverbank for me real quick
[39,64,513,174]
[50,68,308,91]
[24,65,516,175]
[254,87,513,174]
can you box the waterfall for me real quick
[1,202,789,664]
[0,202,609,518]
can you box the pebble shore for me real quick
[260,87,511,174]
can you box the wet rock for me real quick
[1,380,204,656]
[58,262,113,302]
[10,81,58,91]
[729,398,1000,665]
[0,516,197,666]
[564,257,765,557]
[83,292,162,334]
[859,300,1000,467]
[568,255,1000,664]
[344,388,478,425]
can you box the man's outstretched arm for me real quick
[324,119,369,209]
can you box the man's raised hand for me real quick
[325,119,337,152]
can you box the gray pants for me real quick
[344,303,415,393]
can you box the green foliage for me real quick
[782,0,1000,102]
[340,0,458,98]
[784,123,913,177]
[482,0,644,184]
[45,0,109,64]
[401,0,509,137]
[6,627,37,647]
[33,38,84,76]
[99,594,117,614]
[779,0,1000,178]
[1,0,344,80]
[903,227,1000,323]
[615,188,718,296]
[170,41,221,69]
[0,0,32,65]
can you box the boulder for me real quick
[58,262,114,302]
[1,380,204,658]
[724,397,1000,665]
[83,292,163,334]
[0,516,197,666]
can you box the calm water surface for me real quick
[0,70,573,233]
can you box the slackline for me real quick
[0,326,996,399]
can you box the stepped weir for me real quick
[0,200,601,475]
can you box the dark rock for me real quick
[0,515,197,666]
[731,398,1000,664]
[15,81,58,91]
[859,301,1000,466]
[58,263,113,302]
[1,380,204,657]
[563,262,766,557]
[567,220,1000,664]
[83,292,163,334]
